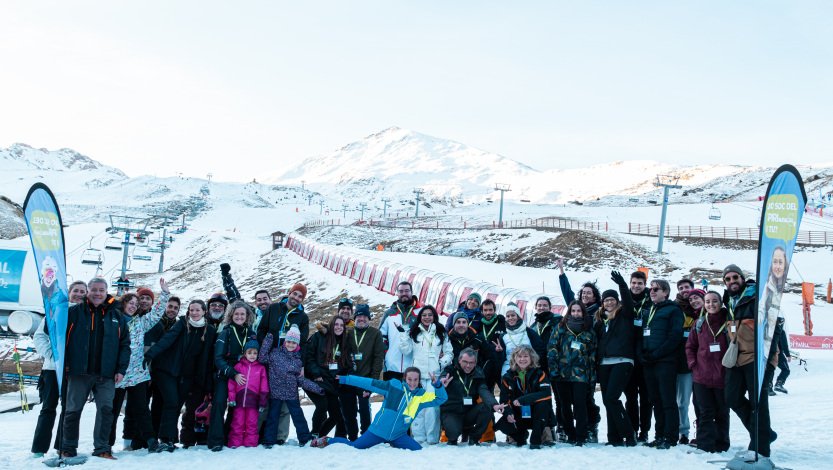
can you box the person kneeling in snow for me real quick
[311,367,451,450]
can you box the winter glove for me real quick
[258,407,265,412]
[395,324,405,333]
[639,352,656,365]
[220,263,231,276]
[228,401,237,407]
[142,356,152,370]
[611,270,626,287]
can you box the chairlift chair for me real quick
[80,248,103,266]
[709,205,722,220]
[104,236,122,250]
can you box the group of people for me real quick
[29,260,789,460]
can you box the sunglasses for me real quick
[340,298,353,305]
[724,274,741,283]
[650,287,665,292]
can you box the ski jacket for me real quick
[338,375,447,441]
[34,319,55,371]
[479,315,506,379]
[499,367,552,412]
[686,308,730,388]
[259,332,323,400]
[723,281,757,367]
[145,317,216,389]
[227,357,269,408]
[379,297,420,373]
[398,323,453,379]
[548,324,597,384]
[439,362,498,414]
[637,299,684,363]
[531,311,561,351]
[348,326,385,379]
[64,296,130,378]
[675,293,700,374]
[214,323,256,379]
[118,293,169,388]
[558,273,601,318]
[594,281,635,361]
[448,327,491,366]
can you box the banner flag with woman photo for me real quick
[756,165,806,398]
[23,183,69,391]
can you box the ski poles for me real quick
[13,345,30,413]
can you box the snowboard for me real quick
[43,455,88,467]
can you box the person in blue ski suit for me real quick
[311,368,450,450]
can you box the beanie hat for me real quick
[289,283,307,299]
[467,292,482,305]
[452,311,470,325]
[285,325,301,344]
[601,289,619,302]
[354,304,371,319]
[505,302,520,316]
[243,336,260,352]
[137,287,154,301]
[688,289,706,300]
[338,298,354,311]
[722,264,745,280]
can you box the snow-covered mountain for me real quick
[0,144,128,202]
[262,127,833,205]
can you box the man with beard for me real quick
[136,287,155,316]
[379,281,420,381]
[257,283,309,355]
[478,299,505,394]
[207,293,229,328]
[722,264,777,458]
[145,296,181,439]
[345,304,385,436]
[625,270,654,442]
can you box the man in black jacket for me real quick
[448,313,491,366]
[257,283,310,354]
[345,304,386,436]
[625,270,653,442]
[440,348,505,445]
[60,279,130,460]
[637,279,684,449]
[477,299,505,394]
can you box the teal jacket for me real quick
[339,375,447,441]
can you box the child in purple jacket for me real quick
[260,325,323,447]
[227,338,269,448]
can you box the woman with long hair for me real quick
[306,315,353,438]
[398,305,453,444]
[144,299,217,452]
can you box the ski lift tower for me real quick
[108,215,151,295]
[654,174,681,253]
[494,183,512,228]
[381,198,391,218]
[413,188,424,218]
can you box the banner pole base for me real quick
[724,451,776,470]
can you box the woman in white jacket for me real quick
[398,305,453,445]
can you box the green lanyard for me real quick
[232,327,245,351]
[397,304,413,324]
[706,314,727,341]
[402,384,415,406]
[456,370,472,395]
[536,320,549,338]
[646,306,658,327]
[566,327,579,338]
[484,321,500,341]
[354,329,367,349]
[424,331,435,348]
[636,296,648,317]
[506,331,521,347]
[332,344,340,361]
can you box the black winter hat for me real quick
[353,304,371,319]
[338,298,354,311]
[602,289,619,302]
[722,264,745,280]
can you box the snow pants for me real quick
[676,372,693,436]
[556,381,589,442]
[228,407,259,447]
[328,430,422,451]
[109,381,155,447]
[599,362,634,443]
[263,398,312,445]
[644,360,679,443]
[692,382,729,453]
[61,374,116,456]
[410,379,441,443]
[441,402,492,442]
[725,362,771,457]
[32,369,66,454]
[494,400,550,446]
[625,361,652,437]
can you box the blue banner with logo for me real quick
[23,184,68,391]
[756,165,806,399]
[0,249,27,303]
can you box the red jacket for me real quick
[685,308,730,389]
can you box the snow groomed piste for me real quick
[284,233,566,322]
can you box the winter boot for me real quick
[679,434,689,445]
[556,426,569,443]
[774,381,788,394]
[637,431,649,443]
[625,434,637,447]
[655,438,671,450]
[310,437,330,448]
[767,383,776,396]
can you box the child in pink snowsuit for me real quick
[227,339,269,448]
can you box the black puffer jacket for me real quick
[257,297,310,356]
[305,323,354,394]
[479,315,506,379]
[448,327,490,366]
[637,299,683,363]
[499,367,551,407]
[214,323,256,379]
[64,296,130,378]
[594,281,635,361]
[145,317,217,388]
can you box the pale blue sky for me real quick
[1,1,831,181]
